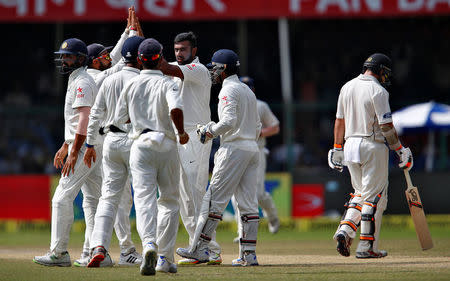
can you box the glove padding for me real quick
[328,147,344,172]
[396,146,413,171]
[196,122,216,144]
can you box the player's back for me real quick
[337,74,388,142]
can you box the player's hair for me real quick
[174,31,197,48]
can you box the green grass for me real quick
[0,224,449,281]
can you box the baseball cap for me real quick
[240,76,255,89]
[87,43,113,60]
[121,36,145,62]
[210,49,240,67]
[55,38,88,56]
[138,38,163,60]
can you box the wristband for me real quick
[334,144,343,149]
[85,143,94,148]
[395,144,403,151]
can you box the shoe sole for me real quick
[178,260,200,266]
[336,234,350,257]
[33,259,71,267]
[356,252,388,259]
[87,254,105,268]
[140,250,157,276]
[207,260,222,265]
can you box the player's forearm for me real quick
[380,122,401,150]
[170,108,185,134]
[160,58,184,80]
[70,133,86,155]
[261,125,280,138]
[334,118,345,145]
[211,117,235,136]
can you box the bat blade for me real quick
[405,186,433,250]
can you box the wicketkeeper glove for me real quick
[395,145,413,171]
[196,122,216,144]
[328,145,344,172]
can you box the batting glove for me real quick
[196,122,216,144]
[395,145,413,171]
[328,146,344,172]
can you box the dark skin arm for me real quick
[159,57,184,80]
[170,108,189,145]
[54,142,69,169]
[62,133,86,177]
[333,118,345,146]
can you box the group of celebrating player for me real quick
[32,7,281,276]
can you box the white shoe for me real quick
[232,251,259,266]
[233,237,240,243]
[207,252,222,265]
[155,256,177,273]
[140,242,157,276]
[178,258,201,265]
[268,218,280,234]
[73,252,89,267]
[118,248,142,266]
[176,247,209,263]
[87,246,106,268]
[100,252,114,267]
[33,251,71,267]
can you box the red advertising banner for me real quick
[0,175,51,221]
[292,183,324,217]
[0,0,449,22]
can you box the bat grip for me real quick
[403,169,413,188]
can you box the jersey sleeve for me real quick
[211,87,238,135]
[372,89,392,125]
[72,79,96,109]
[259,101,279,128]
[86,81,108,145]
[336,88,344,119]
[165,80,183,111]
[179,63,210,86]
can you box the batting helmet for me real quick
[54,38,88,74]
[362,53,392,87]
[121,36,145,63]
[208,49,240,84]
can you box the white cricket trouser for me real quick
[191,144,259,252]
[233,147,278,234]
[51,144,102,256]
[345,139,388,252]
[177,126,220,253]
[130,135,180,264]
[90,133,134,252]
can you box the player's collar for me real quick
[141,69,163,75]
[222,74,239,86]
[122,66,140,73]
[359,74,380,85]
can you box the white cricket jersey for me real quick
[257,99,279,148]
[86,66,140,145]
[114,69,182,140]
[211,75,261,150]
[64,67,98,143]
[336,74,392,142]
[170,57,211,129]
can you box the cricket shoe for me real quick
[207,252,222,265]
[140,242,157,276]
[356,250,388,259]
[76,251,113,267]
[155,256,177,273]
[73,251,89,267]
[33,251,71,267]
[232,251,259,266]
[177,258,201,265]
[118,247,142,266]
[233,237,240,243]
[87,246,106,268]
[176,246,209,263]
[335,231,351,257]
[268,218,280,234]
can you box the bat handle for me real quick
[403,169,413,189]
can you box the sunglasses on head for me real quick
[96,53,111,61]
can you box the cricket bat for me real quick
[403,170,433,250]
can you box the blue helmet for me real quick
[55,38,88,56]
[54,38,88,74]
[210,49,240,68]
[122,36,145,63]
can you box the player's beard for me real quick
[177,53,193,65]
[98,60,111,71]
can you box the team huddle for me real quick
[32,7,281,275]
[32,5,415,277]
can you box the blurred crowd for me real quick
[1,17,449,174]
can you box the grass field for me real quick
[1,222,449,281]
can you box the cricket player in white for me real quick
[159,31,221,265]
[75,9,143,267]
[328,53,413,258]
[34,38,102,267]
[83,36,145,268]
[115,38,188,275]
[176,49,262,266]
